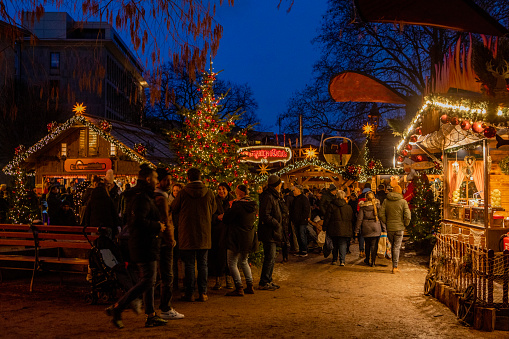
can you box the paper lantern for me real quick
[472,121,485,133]
[440,114,449,124]
[460,120,471,130]
[483,126,497,138]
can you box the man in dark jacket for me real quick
[171,168,216,302]
[376,184,388,205]
[258,174,284,290]
[290,185,311,257]
[106,164,167,329]
[323,190,353,266]
[319,184,337,216]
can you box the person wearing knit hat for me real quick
[379,183,410,274]
[257,174,284,290]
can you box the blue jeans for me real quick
[388,230,404,268]
[115,261,157,315]
[331,236,349,263]
[358,235,365,252]
[296,224,308,254]
[180,249,208,296]
[159,245,174,312]
[227,249,253,287]
[259,242,276,286]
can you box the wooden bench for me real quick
[0,223,99,291]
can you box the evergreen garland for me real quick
[500,155,509,175]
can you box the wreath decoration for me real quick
[47,121,57,132]
[500,155,509,175]
[100,120,112,132]
[134,143,147,156]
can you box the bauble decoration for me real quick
[410,135,418,142]
[416,127,422,135]
[472,121,485,134]
[483,126,497,138]
[405,144,413,151]
[450,117,460,125]
[460,120,471,130]
[440,114,449,124]
[397,156,404,162]
[401,150,408,157]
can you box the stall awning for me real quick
[354,0,509,36]
[418,124,483,151]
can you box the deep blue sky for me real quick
[213,2,329,131]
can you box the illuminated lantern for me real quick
[410,135,418,142]
[397,156,404,162]
[472,121,485,133]
[460,120,471,130]
[405,144,412,151]
[440,114,449,124]
[483,126,497,138]
[450,117,459,125]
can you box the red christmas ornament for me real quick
[472,121,485,133]
[416,155,423,162]
[483,126,497,138]
[397,156,404,162]
[450,117,459,125]
[416,127,422,135]
[405,144,412,151]
[440,114,449,124]
[401,150,408,157]
[460,120,471,130]
[410,135,418,142]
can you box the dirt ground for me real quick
[0,243,507,339]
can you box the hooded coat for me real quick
[354,199,386,238]
[323,198,353,237]
[171,181,217,250]
[379,192,411,232]
[223,197,258,253]
[258,186,283,243]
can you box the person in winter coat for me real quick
[106,164,167,329]
[258,174,284,291]
[323,190,353,266]
[379,185,411,274]
[82,182,121,239]
[47,184,62,225]
[210,182,234,290]
[354,191,386,267]
[290,185,311,257]
[171,168,217,302]
[223,184,258,296]
[319,184,337,216]
[153,168,183,320]
[168,183,183,290]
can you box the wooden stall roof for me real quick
[3,114,173,175]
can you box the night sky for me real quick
[214,1,329,131]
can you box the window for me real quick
[110,143,116,157]
[79,129,86,156]
[50,53,60,69]
[61,143,67,157]
[88,130,98,155]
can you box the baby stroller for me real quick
[85,228,137,304]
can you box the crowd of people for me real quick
[16,165,411,329]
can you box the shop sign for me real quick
[238,146,292,164]
[64,158,112,172]
[411,161,435,170]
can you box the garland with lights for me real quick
[3,114,153,175]
[500,155,509,175]
[167,68,251,186]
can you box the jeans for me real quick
[331,236,349,263]
[358,235,365,252]
[159,245,174,312]
[227,249,253,287]
[296,224,308,254]
[180,249,208,296]
[388,230,404,268]
[115,261,157,315]
[364,237,379,264]
[259,242,276,286]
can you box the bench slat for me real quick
[38,241,92,249]
[0,239,35,247]
[0,231,35,238]
[33,225,99,233]
[0,255,89,266]
[0,224,31,231]
[0,254,36,262]
[37,234,98,241]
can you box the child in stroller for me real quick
[86,228,139,308]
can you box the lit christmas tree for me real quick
[8,167,39,224]
[408,173,441,247]
[168,67,250,186]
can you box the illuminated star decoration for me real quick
[257,163,269,175]
[304,146,317,159]
[72,102,87,115]
[362,123,374,135]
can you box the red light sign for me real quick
[238,146,292,164]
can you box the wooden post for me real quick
[473,305,483,330]
[504,249,509,307]
[487,249,494,306]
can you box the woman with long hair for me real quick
[354,191,386,267]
